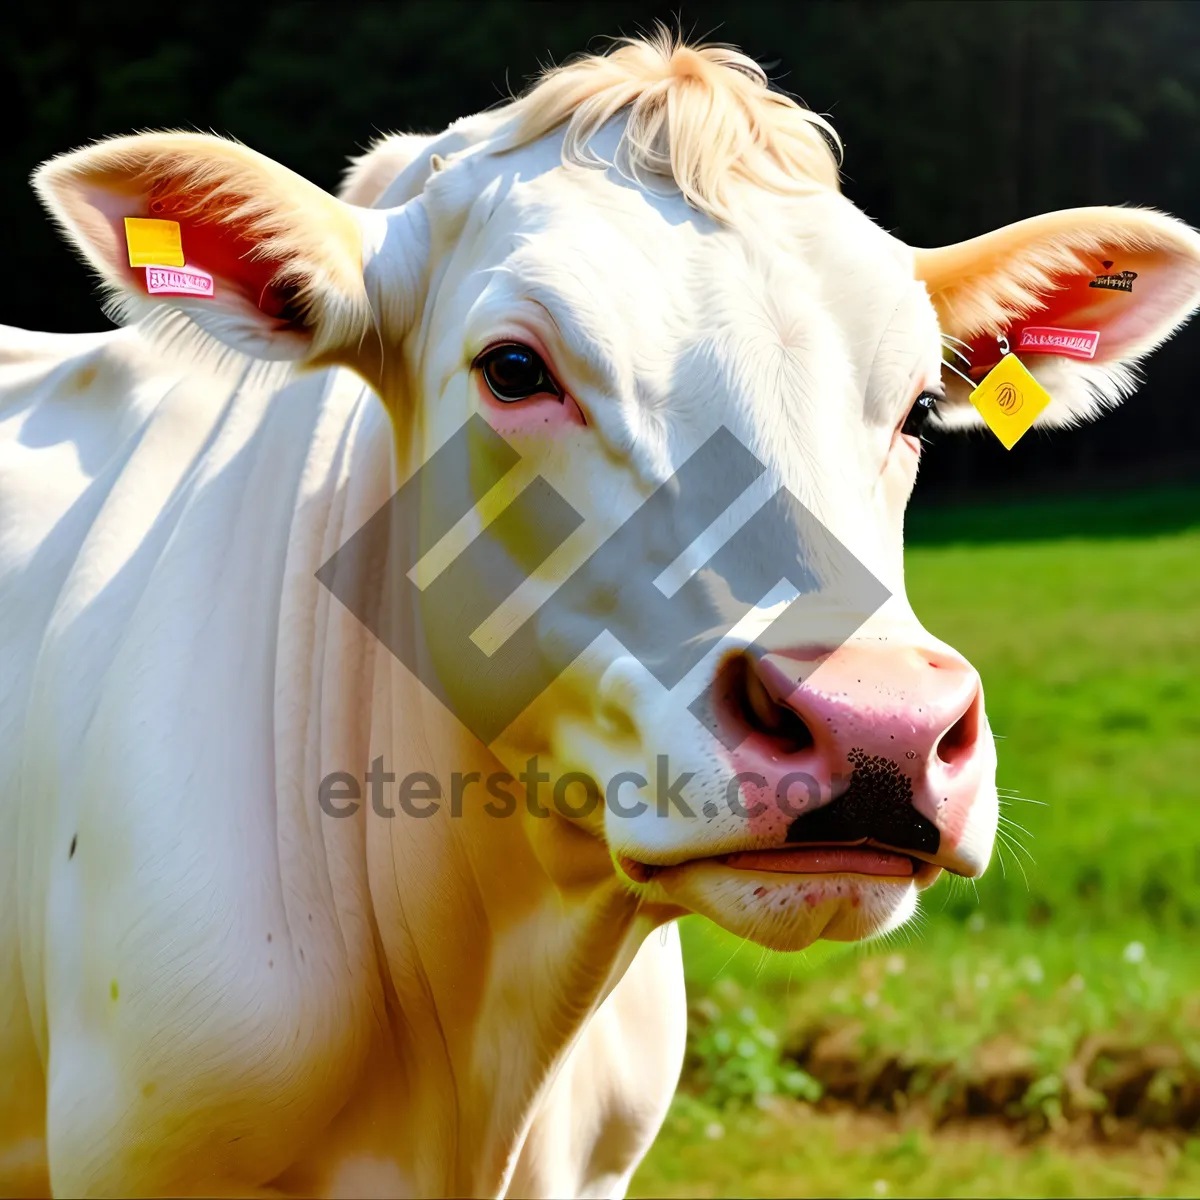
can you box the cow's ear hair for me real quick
[338,126,481,209]
[914,207,1200,428]
[338,133,440,206]
[33,132,392,372]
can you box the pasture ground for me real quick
[632,483,1200,1198]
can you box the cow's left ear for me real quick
[914,207,1200,427]
[33,132,400,376]
[338,132,439,206]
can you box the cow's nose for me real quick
[715,642,988,870]
[749,645,984,773]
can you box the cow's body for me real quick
[0,327,684,1196]
[5,30,1200,1200]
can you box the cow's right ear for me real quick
[33,131,411,378]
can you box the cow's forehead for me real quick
[423,134,941,436]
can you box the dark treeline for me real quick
[5,0,1200,501]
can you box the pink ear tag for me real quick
[1016,326,1099,360]
[144,265,215,297]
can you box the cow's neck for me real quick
[281,391,656,1195]
[357,657,658,1196]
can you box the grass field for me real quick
[632,485,1200,1198]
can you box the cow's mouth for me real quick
[723,844,918,876]
[618,764,958,888]
[620,842,941,887]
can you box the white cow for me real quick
[3,33,1199,1199]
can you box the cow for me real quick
[3,31,1199,1199]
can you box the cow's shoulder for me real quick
[0,322,126,370]
[0,322,392,1194]
[0,322,173,412]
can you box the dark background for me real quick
[5,0,1199,502]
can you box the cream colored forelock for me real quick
[494,28,842,222]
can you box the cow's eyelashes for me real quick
[476,343,562,403]
[901,391,941,439]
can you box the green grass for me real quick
[633,486,1200,1198]
[634,1103,1200,1198]
[909,497,1200,933]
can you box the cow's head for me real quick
[36,35,1200,952]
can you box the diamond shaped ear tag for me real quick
[969,341,1052,450]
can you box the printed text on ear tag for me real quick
[124,217,185,268]
[144,265,214,297]
[968,352,1052,450]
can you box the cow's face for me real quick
[37,43,1200,953]
[388,136,992,950]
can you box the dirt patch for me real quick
[785,1022,1200,1137]
[780,1102,1192,1159]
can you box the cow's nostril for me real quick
[723,653,815,754]
[936,686,981,766]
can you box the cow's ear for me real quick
[33,132,393,372]
[338,125,482,208]
[914,207,1200,427]
[338,133,439,206]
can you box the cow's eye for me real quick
[477,343,561,403]
[901,391,941,439]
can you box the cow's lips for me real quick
[620,844,937,884]
[723,846,916,876]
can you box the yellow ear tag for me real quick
[124,217,185,268]
[968,340,1052,450]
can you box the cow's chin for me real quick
[640,860,921,952]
